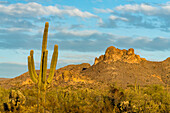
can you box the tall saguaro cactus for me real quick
[28,22,58,112]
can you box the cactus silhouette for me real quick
[28,22,58,112]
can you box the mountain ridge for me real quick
[0,46,169,89]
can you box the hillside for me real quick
[0,78,9,81]
[0,46,169,113]
[82,46,170,88]
[0,46,169,89]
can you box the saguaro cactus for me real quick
[28,22,58,112]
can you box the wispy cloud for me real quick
[50,28,170,51]
[59,29,101,37]
[0,2,98,18]
[109,15,128,21]
[98,15,128,28]
[69,24,84,29]
[99,3,170,31]
[0,28,169,52]
[115,4,157,15]
[115,3,170,16]
[94,8,113,13]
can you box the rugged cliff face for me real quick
[94,46,146,65]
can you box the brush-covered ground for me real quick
[0,83,169,113]
[0,46,169,113]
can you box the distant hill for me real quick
[0,78,9,81]
[0,46,169,89]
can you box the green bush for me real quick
[124,84,170,112]
[0,84,169,113]
[0,87,10,111]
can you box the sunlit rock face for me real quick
[94,46,146,65]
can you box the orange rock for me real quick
[105,46,116,54]
[135,55,141,60]
[127,48,134,55]
[94,46,146,65]
[141,58,146,61]
[122,49,127,55]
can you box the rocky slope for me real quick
[82,46,170,87]
[0,63,93,89]
[0,46,169,89]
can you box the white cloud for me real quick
[116,4,157,15]
[109,15,128,21]
[0,27,33,32]
[60,29,101,36]
[0,2,98,18]
[99,3,170,30]
[0,62,27,65]
[94,8,113,13]
[115,3,170,16]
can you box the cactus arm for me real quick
[28,56,38,83]
[42,22,49,53]
[47,44,58,84]
[39,22,49,88]
[30,50,38,78]
[42,50,48,84]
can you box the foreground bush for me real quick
[0,84,169,113]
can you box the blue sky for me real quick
[0,0,170,78]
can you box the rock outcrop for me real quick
[55,63,91,83]
[94,46,146,65]
[82,46,169,87]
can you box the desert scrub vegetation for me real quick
[124,84,170,112]
[0,84,169,113]
[0,87,10,111]
[45,87,111,112]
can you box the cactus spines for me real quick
[27,22,58,112]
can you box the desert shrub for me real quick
[124,84,170,112]
[45,87,114,113]
[0,87,10,112]
[1,84,169,113]
[22,87,37,107]
[144,85,170,112]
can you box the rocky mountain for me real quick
[94,46,146,65]
[82,46,170,87]
[0,46,169,89]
